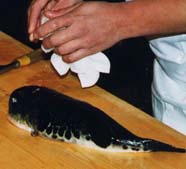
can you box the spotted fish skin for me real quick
[8,86,185,153]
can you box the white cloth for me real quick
[41,45,110,88]
[50,51,110,88]
[40,17,110,88]
[149,34,186,134]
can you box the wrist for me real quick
[113,2,151,40]
[114,0,186,40]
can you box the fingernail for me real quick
[29,33,34,42]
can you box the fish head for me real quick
[8,86,41,131]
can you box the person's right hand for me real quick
[28,0,82,41]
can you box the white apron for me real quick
[149,34,186,134]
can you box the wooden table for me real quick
[0,31,186,169]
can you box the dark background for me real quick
[0,1,155,116]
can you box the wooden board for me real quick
[0,31,186,169]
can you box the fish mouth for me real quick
[8,115,32,132]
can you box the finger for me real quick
[42,26,81,49]
[28,0,50,34]
[45,2,82,19]
[38,0,56,25]
[54,39,82,56]
[27,0,36,18]
[44,9,70,19]
[44,0,57,11]
[62,48,92,63]
[51,0,82,10]
[33,16,73,40]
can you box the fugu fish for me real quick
[8,86,185,153]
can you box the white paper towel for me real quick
[40,16,110,88]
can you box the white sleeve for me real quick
[149,34,186,134]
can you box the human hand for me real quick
[28,0,82,40]
[33,2,124,63]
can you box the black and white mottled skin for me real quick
[8,86,185,153]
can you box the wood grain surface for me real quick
[0,31,186,169]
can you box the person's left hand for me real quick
[33,1,125,63]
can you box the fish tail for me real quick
[143,139,185,153]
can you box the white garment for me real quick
[149,34,186,134]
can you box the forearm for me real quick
[32,0,186,62]
[116,0,186,39]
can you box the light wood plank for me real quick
[0,31,186,169]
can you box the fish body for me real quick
[8,86,185,153]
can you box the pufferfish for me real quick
[8,86,185,153]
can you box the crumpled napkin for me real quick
[40,17,110,88]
